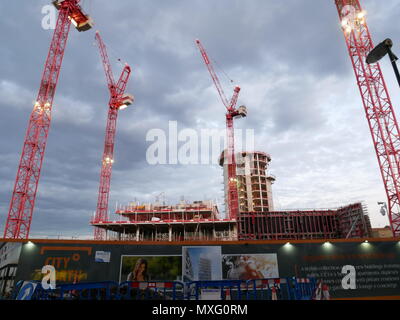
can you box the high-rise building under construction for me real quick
[220,151,275,215]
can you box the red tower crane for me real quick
[93,31,133,240]
[195,39,247,220]
[3,0,92,239]
[335,0,400,236]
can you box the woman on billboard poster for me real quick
[127,258,149,281]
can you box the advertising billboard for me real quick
[222,254,279,280]
[120,255,182,282]
[182,246,222,281]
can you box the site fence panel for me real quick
[185,280,248,300]
[292,278,317,300]
[10,281,56,300]
[11,278,316,300]
[57,281,119,300]
[118,281,185,300]
[246,278,292,300]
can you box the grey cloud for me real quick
[0,0,397,237]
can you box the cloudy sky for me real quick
[0,0,399,238]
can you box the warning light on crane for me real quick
[340,8,367,33]
[357,10,367,19]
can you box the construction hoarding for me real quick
[0,239,399,299]
[120,255,182,282]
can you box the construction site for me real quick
[92,150,372,241]
[1,0,397,242]
[0,0,400,301]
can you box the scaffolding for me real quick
[92,200,371,242]
[92,200,238,242]
[336,202,372,238]
[238,210,339,240]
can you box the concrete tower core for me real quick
[219,151,275,216]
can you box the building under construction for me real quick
[92,200,372,242]
[92,150,372,241]
[220,151,275,213]
[2,0,393,243]
[92,200,238,241]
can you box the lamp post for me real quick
[378,202,388,216]
[366,38,400,88]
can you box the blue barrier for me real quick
[185,278,316,300]
[10,280,25,300]
[246,278,293,300]
[291,277,317,300]
[9,277,317,300]
[118,281,185,300]
[186,278,316,300]
[12,281,57,300]
[185,280,247,300]
[58,281,119,300]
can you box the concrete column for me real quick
[245,154,253,211]
[233,224,238,240]
[169,225,172,242]
[136,226,140,241]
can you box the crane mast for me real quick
[3,0,92,239]
[335,0,400,236]
[196,39,245,220]
[94,31,133,240]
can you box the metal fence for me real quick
[11,277,317,301]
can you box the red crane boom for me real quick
[335,0,400,236]
[196,39,246,220]
[94,31,133,240]
[3,0,92,239]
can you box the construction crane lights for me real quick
[341,9,367,33]
[34,101,51,113]
[104,157,114,164]
[68,16,78,28]
[357,10,367,20]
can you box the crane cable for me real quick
[92,31,128,68]
[212,57,235,86]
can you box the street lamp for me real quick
[377,202,388,216]
[366,38,400,88]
